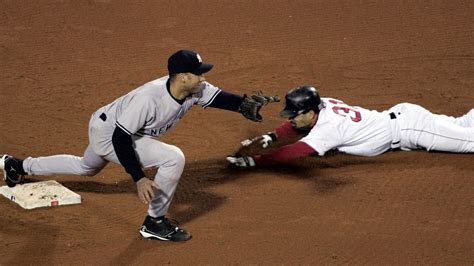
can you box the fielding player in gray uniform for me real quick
[1,49,278,242]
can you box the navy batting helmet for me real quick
[280,85,325,118]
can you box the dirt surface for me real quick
[0,0,473,264]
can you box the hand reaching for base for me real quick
[241,132,277,149]
[226,155,256,167]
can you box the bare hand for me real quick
[136,177,160,204]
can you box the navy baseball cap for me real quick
[167,49,213,75]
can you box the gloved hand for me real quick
[226,155,256,167]
[241,132,277,148]
[238,92,280,122]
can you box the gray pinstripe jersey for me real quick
[96,75,221,138]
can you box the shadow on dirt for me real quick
[11,153,415,264]
[22,154,384,225]
[163,155,382,223]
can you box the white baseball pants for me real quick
[389,104,474,152]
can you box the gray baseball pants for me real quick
[22,112,185,218]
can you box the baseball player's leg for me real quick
[430,109,474,128]
[453,109,474,127]
[102,136,186,218]
[100,136,189,241]
[399,104,474,152]
[23,145,109,176]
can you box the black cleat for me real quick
[0,155,26,188]
[139,215,191,242]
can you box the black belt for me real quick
[389,112,400,150]
[99,113,107,122]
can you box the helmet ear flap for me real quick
[317,101,326,112]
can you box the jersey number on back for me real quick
[329,99,361,122]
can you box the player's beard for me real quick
[190,83,203,94]
[291,122,313,132]
[291,115,317,131]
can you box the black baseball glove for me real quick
[238,92,280,122]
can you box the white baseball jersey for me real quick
[300,98,474,156]
[96,76,220,138]
[301,98,393,156]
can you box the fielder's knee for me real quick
[79,164,102,176]
[159,146,185,181]
[167,146,185,169]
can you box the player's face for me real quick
[290,110,317,130]
[184,73,206,93]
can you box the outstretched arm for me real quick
[207,90,280,122]
[274,121,301,140]
[227,141,317,167]
[240,120,303,150]
[254,141,317,165]
[206,90,243,111]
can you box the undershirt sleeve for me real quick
[253,141,317,165]
[112,126,145,182]
[206,90,244,111]
[274,121,300,139]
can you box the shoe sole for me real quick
[0,155,6,181]
[139,227,192,241]
[0,155,6,170]
[139,228,172,241]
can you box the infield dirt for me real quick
[0,1,473,264]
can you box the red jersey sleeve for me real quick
[254,141,317,165]
[274,121,299,139]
